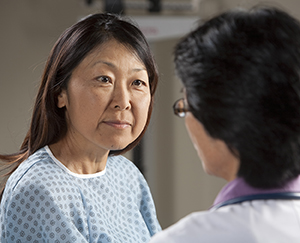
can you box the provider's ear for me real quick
[57,89,67,108]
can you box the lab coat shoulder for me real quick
[150,200,300,243]
[151,207,254,243]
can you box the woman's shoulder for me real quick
[12,147,57,174]
[107,155,142,177]
[106,155,149,191]
[3,147,62,197]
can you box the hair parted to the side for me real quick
[0,13,158,198]
[174,6,300,188]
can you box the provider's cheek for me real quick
[185,113,198,147]
[184,113,206,162]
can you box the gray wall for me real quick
[1,0,300,229]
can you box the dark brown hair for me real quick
[0,13,158,197]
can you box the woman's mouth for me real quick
[103,120,131,129]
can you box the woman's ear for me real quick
[57,89,67,108]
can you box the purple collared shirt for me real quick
[213,175,300,208]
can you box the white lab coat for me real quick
[150,199,300,243]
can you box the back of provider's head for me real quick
[174,6,300,189]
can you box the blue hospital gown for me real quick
[0,146,161,242]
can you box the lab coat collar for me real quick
[213,175,300,208]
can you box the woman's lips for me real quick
[103,120,131,129]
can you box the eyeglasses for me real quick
[173,98,189,118]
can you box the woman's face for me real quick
[184,112,239,181]
[57,39,151,153]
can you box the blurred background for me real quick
[1,0,300,229]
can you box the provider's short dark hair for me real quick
[174,6,300,188]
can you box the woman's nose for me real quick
[111,87,131,111]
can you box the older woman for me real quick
[0,13,161,242]
[150,6,300,243]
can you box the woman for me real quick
[0,13,161,242]
[150,6,300,243]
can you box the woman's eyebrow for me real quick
[132,67,147,73]
[92,60,115,68]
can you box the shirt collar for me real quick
[213,175,300,208]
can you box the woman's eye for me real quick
[97,76,111,83]
[132,80,146,87]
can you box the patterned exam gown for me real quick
[0,146,161,242]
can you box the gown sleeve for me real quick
[1,179,88,242]
[126,160,162,236]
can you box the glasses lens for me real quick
[173,98,187,118]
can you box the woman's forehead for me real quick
[82,39,145,68]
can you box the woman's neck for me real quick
[49,139,109,174]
